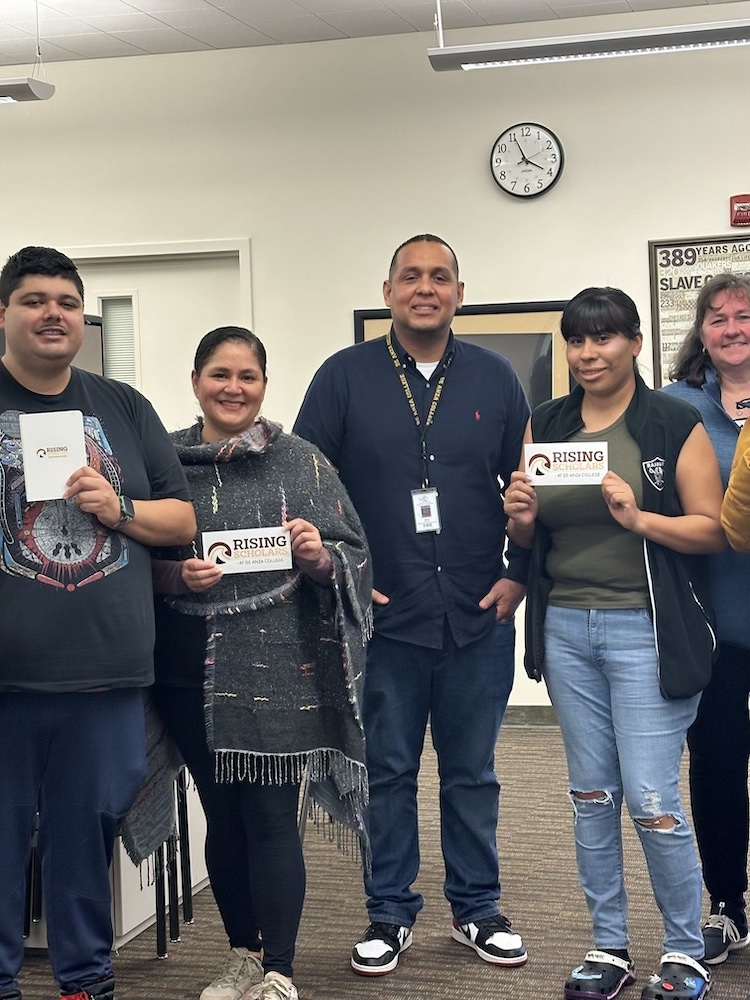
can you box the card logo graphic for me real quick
[206,540,232,564]
[528,453,552,477]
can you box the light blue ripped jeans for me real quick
[544,606,704,958]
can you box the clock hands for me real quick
[513,137,545,169]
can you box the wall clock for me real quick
[490,123,564,198]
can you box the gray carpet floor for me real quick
[18,725,750,999]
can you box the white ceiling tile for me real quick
[146,7,252,27]
[317,9,416,34]
[0,24,36,40]
[466,1,555,17]
[42,30,147,53]
[121,0,218,12]
[0,38,83,61]
[11,17,98,36]
[43,0,143,14]
[547,1,632,13]
[627,0,710,8]
[79,13,167,29]
[2,1,41,16]
[547,0,628,8]
[393,2,487,30]
[216,0,309,20]
[172,21,279,45]
[232,16,347,40]
[0,37,41,59]
[108,26,216,48]
[296,0,388,13]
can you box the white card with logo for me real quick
[411,487,441,533]
[19,410,87,502]
[202,526,293,573]
[524,442,608,485]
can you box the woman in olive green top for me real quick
[504,287,724,1000]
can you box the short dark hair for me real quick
[0,246,84,305]
[669,272,750,387]
[561,287,641,342]
[388,234,459,281]
[193,326,267,380]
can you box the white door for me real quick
[74,252,243,432]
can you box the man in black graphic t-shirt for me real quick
[0,247,195,1000]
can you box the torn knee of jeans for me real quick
[635,813,680,832]
[568,788,614,818]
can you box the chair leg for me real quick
[154,844,168,959]
[176,768,194,924]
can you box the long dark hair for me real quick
[669,273,750,387]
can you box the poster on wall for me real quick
[649,234,750,385]
[354,301,570,405]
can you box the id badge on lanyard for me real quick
[411,487,441,534]
[385,330,450,537]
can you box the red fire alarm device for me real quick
[730,194,750,226]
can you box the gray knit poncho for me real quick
[156,418,371,847]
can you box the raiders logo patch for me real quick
[642,457,665,491]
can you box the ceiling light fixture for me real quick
[428,1,750,71]
[0,0,55,102]
[0,77,55,103]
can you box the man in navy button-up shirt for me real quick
[294,235,530,976]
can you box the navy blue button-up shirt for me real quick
[294,331,530,649]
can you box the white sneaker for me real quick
[200,947,264,1000]
[241,971,299,1000]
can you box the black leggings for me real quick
[687,642,750,910]
[152,686,305,978]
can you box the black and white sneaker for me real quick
[350,922,413,976]
[702,903,750,965]
[451,914,528,966]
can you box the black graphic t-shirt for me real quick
[0,362,190,691]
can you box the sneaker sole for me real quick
[703,931,750,966]
[450,926,528,967]
[350,933,413,976]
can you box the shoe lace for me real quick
[365,922,403,944]
[705,913,742,943]
[257,976,295,1000]
[477,914,513,933]
[212,951,258,989]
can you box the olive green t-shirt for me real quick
[535,414,649,608]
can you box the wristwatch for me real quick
[116,495,135,528]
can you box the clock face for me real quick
[490,123,564,198]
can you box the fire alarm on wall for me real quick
[730,194,750,226]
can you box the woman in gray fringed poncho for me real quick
[151,327,371,1000]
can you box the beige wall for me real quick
[2,1,748,702]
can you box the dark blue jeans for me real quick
[363,621,515,927]
[0,690,146,996]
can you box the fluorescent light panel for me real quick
[0,77,55,102]
[428,19,750,71]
